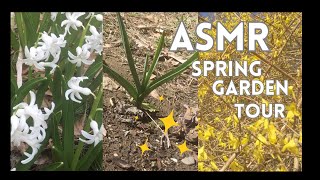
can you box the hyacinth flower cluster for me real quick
[11,12,104,170]
[11,91,54,164]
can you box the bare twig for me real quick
[219,153,236,171]
[293,157,299,171]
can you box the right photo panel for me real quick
[198,12,302,171]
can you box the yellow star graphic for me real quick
[159,95,164,102]
[139,139,151,156]
[159,110,179,134]
[176,140,191,155]
[134,115,139,121]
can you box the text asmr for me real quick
[169,21,288,119]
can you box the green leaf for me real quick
[141,54,149,90]
[41,162,64,171]
[36,71,50,106]
[13,77,47,107]
[103,64,138,100]
[22,12,40,47]
[61,75,75,169]
[144,33,165,87]
[52,111,63,151]
[84,57,102,82]
[38,12,52,33]
[11,69,18,100]
[117,12,141,91]
[141,52,198,101]
[15,12,27,49]
[77,143,102,170]
[50,67,63,112]
[11,29,19,51]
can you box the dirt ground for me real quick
[103,12,198,171]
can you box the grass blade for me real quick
[103,64,138,100]
[141,52,198,100]
[117,12,141,91]
[144,33,165,87]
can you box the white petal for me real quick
[10,115,19,136]
[68,51,77,60]
[90,120,99,134]
[81,130,95,139]
[95,14,103,21]
[79,137,94,145]
[65,89,73,100]
[74,91,83,100]
[70,92,81,103]
[29,91,36,106]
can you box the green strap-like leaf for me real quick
[141,54,149,90]
[61,75,74,169]
[41,162,64,171]
[117,12,141,91]
[103,64,138,100]
[22,12,40,47]
[77,143,102,170]
[11,29,19,51]
[36,70,51,106]
[141,52,198,101]
[15,12,27,49]
[144,33,165,88]
[50,67,63,112]
[84,56,103,83]
[12,77,47,107]
[38,12,52,33]
[52,111,63,151]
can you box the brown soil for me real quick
[103,12,198,171]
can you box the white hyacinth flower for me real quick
[51,12,58,21]
[68,45,94,67]
[65,76,95,103]
[11,91,54,164]
[85,26,103,55]
[38,32,66,63]
[22,46,59,73]
[61,12,85,35]
[79,120,106,147]
[22,46,46,70]
[95,14,103,22]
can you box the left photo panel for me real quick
[10,12,104,171]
